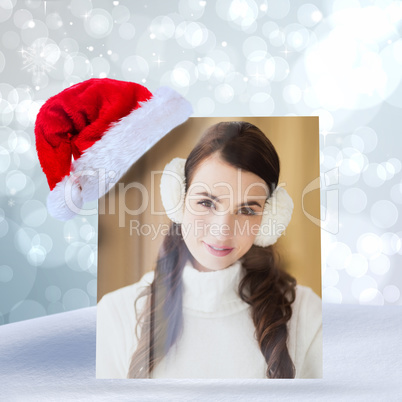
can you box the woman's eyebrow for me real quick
[238,200,263,208]
[194,192,263,208]
[195,191,221,202]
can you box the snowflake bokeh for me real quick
[20,38,60,86]
[0,0,401,325]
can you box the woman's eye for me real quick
[196,201,255,215]
[197,200,214,209]
[239,207,256,216]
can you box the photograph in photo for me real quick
[96,117,322,379]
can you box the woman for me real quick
[96,121,322,379]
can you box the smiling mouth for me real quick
[208,245,232,251]
[205,243,233,251]
[203,241,234,256]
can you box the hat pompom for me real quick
[47,176,84,221]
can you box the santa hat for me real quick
[35,78,193,221]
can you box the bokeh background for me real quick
[0,0,401,325]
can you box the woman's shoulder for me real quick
[98,270,155,317]
[290,284,323,378]
[96,270,154,379]
[292,284,322,321]
[294,284,322,306]
[288,284,322,346]
[288,284,322,341]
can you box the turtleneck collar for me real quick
[181,259,250,317]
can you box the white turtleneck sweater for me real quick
[96,260,322,379]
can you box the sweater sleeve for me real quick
[96,272,154,379]
[96,292,130,379]
[294,286,323,379]
[299,319,323,378]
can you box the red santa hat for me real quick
[35,78,193,221]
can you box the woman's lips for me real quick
[203,241,234,257]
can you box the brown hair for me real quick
[128,121,296,378]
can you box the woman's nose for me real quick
[209,212,235,240]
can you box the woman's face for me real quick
[182,153,268,272]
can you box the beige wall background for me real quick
[97,117,321,301]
